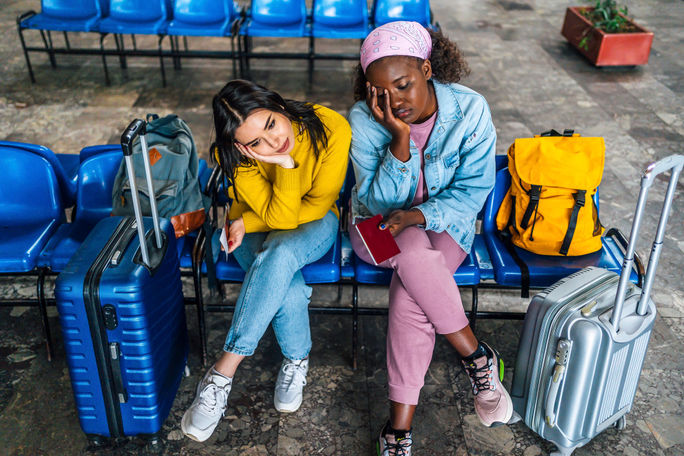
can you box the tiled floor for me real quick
[0,0,682,454]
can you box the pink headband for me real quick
[360,21,432,73]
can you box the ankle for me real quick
[462,343,489,363]
[210,364,234,381]
[385,420,411,435]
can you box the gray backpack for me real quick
[111,114,206,238]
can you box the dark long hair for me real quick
[211,79,329,198]
[352,28,470,101]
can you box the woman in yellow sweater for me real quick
[182,80,351,443]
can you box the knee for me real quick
[255,237,299,271]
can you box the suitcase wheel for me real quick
[86,435,108,448]
[614,416,626,431]
[184,365,191,377]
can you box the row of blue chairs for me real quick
[17,0,436,86]
[189,155,642,367]
[1,140,641,368]
[0,140,212,360]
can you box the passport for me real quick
[354,214,401,265]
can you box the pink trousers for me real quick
[350,223,469,405]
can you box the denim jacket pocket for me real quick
[442,152,461,169]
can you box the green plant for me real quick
[578,1,636,50]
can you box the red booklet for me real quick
[354,214,401,265]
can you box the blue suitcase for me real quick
[55,119,188,443]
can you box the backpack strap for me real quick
[520,184,542,229]
[559,190,586,255]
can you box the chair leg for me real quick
[230,35,238,78]
[115,34,127,70]
[63,31,70,50]
[192,232,208,366]
[47,30,57,68]
[174,36,182,70]
[37,269,54,362]
[352,281,359,370]
[469,286,479,330]
[39,30,56,68]
[99,33,111,85]
[16,26,36,83]
[157,35,167,88]
[243,35,251,79]
[308,35,314,84]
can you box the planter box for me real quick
[561,6,654,66]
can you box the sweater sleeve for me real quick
[230,162,302,232]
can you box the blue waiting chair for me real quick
[482,166,642,300]
[96,0,170,86]
[16,0,107,83]
[371,0,436,29]
[165,0,241,73]
[310,0,370,82]
[312,0,369,39]
[0,145,66,360]
[471,154,509,285]
[41,146,211,272]
[238,0,311,79]
[0,140,81,208]
[38,148,123,274]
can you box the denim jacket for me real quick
[349,80,496,253]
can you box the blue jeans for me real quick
[223,210,338,360]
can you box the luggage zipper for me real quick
[83,217,136,438]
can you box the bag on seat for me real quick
[496,129,605,256]
[111,113,205,238]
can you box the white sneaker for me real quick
[181,367,232,442]
[273,358,308,413]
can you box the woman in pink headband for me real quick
[348,21,514,454]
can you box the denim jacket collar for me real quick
[432,79,463,125]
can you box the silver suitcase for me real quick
[510,155,683,455]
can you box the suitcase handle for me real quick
[120,119,163,267]
[612,154,684,329]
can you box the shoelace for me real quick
[464,358,493,395]
[198,382,228,415]
[385,436,412,456]
[279,362,307,390]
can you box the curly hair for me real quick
[352,28,470,101]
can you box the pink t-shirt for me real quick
[410,111,438,206]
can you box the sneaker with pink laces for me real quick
[462,342,513,427]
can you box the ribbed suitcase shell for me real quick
[511,266,656,455]
[55,216,187,439]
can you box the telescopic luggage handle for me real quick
[121,118,163,268]
[612,154,684,330]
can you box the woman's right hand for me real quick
[234,142,295,169]
[366,82,411,141]
[226,217,245,254]
[366,83,411,162]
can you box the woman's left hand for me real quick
[235,142,295,169]
[379,209,426,237]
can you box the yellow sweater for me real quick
[227,105,351,232]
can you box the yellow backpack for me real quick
[495,130,605,256]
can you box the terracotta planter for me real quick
[561,6,654,66]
